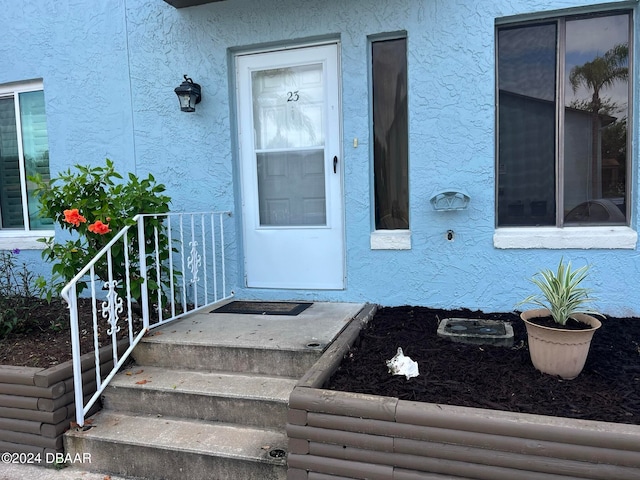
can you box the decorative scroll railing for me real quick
[60,211,233,427]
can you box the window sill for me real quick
[370,230,411,250]
[493,226,637,249]
[0,231,53,250]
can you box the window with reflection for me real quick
[0,81,52,231]
[497,11,630,227]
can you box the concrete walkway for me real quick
[0,463,138,480]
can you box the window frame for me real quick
[368,32,411,250]
[0,79,53,249]
[494,9,636,249]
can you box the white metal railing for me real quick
[61,211,233,427]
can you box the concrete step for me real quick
[131,341,321,377]
[64,411,287,480]
[102,365,297,428]
[131,302,364,377]
[64,303,365,479]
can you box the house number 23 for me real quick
[287,91,300,102]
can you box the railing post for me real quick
[220,212,227,297]
[68,283,85,427]
[137,215,150,330]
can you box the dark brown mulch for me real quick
[328,306,640,425]
[0,298,142,369]
[4,302,639,425]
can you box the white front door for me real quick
[236,44,344,289]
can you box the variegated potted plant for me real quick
[517,258,603,380]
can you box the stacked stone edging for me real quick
[0,342,125,459]
[286,304,640,480]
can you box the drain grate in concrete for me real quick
[437,318,514,347]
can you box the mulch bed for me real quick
[4,301,639,425]
[327,306,640,425]
[0,298,142,368]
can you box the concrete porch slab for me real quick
[146,302,365,352]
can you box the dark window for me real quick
[372,37,409,230]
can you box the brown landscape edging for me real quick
[0,342,126,461]
[287,304,640,479]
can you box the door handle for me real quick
[333,156,338,174]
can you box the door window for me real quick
[252,64,327,226]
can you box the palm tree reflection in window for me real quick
[567,41,628,223]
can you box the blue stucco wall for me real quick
[1,0,638,315]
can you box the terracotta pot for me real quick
[520,308,601,380]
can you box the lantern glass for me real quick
[178,92,196,112]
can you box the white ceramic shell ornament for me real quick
[385,347,419,380]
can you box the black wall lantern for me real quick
[174,75,202,112]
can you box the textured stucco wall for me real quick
[2,0,639,315]
[0,1,134,279]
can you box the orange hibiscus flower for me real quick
[63,209,87,227]
[88,220,111,235]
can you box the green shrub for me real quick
[31,159,173,306]
[0,250,39,339]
